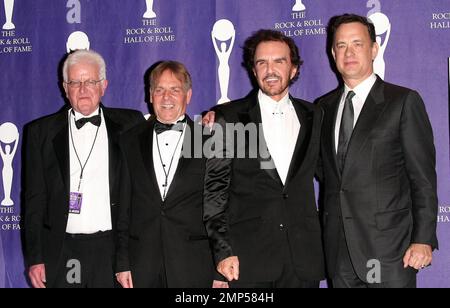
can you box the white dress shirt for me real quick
[66,108,112,234]
[152,116,186,201]
[259,90,301,185]
[335,74,377,153]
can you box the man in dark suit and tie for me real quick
[24,49,145,288]
[115,61,223,288]
[203,29,325,288]
[317,14,438,288]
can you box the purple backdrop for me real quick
[0,0,449,288]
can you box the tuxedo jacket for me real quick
[318,77,438,283]
[204,94,325,283]
[115,116,216,288]
[23,105,145,287]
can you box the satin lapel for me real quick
[163,116,195,201]
[103,108,122,199]
[342,78,386,180]
[284,98,312,189]
[53,110,70,195]
[240,96,283,187]
[139,118,160,195]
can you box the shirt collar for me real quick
[156,114,186,125]
[71,107,101,121]
[344,74,377,104]
[258,90,291,113]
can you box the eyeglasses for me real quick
[65,79,104,89]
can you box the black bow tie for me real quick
[75,115,101,129]
[154,118,186,134]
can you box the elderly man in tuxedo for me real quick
[24,50,145,288]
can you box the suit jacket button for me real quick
[283,194,289,199]
[279,224,285,231]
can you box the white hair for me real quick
[62,49,106,82]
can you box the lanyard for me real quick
[69,109,101,192]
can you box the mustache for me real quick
[263,74,281,81]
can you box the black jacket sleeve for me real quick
[203,110,235,266]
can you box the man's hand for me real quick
[212,280,229,288]
[217,256,239,282]
[116,271,134,288]
[202,111,216,128]
[29,264,46,288]
[403,244,433,270]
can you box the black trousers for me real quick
[52,231,115,288]
[332,226,416,289]
[230,233,319,289]
[133,261,168,288]
[230,264,319,288]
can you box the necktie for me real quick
[75,115,101,129]
[337,91,356,173]
[154,118,186,134]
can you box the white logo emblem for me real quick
[143,0,156,19]
[66,31,90,53]
[212,19,235,105]
[368,12,391,80]
[0,122,19,207]
[292,0,306,12]
[2,0,15,30]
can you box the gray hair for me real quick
[62,49,107,82]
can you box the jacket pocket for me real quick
[375,207,411,231]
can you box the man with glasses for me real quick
[23,49,145,288]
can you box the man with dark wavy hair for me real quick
[203,29,325,288]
